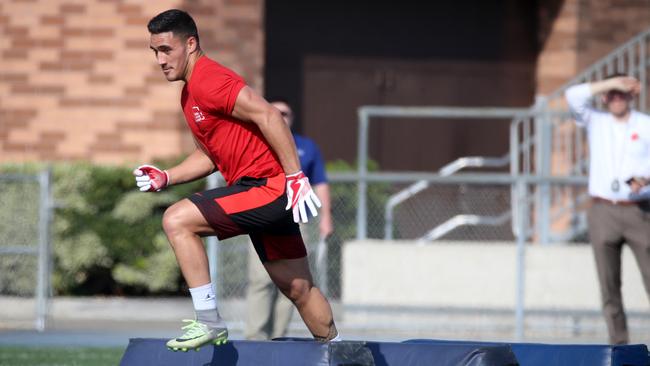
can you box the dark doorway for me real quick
[265,1,539,171]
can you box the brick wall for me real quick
[2,1,649,164]
[0,0,264,164]
[536,0,650,95]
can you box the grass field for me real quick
[0,347,125,366]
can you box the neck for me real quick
[613,109,631,123]
[183,49,204,82]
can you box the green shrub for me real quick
[0,159,390,297]
[0,161,204,296]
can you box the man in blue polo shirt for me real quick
[245,98,333,340]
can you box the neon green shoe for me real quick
[166,319,228,352]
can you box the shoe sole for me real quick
[167,337,228,352]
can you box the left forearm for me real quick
[315,183,333,237]
[314,184,331,218]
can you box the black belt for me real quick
[591,196,639,206]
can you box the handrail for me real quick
[438,155,510,176]
[331,172,588,184]
[357,106,531,240]
[0,246,39,254]
[0,174,40,182]
[384,154,510,240]
[547,27,650,101]
[419,211,511,242]
[384,181,429,240]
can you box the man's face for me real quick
[271,101,293,128]
[604,90,632,117]
[149,31,189,82]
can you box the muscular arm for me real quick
[230,86,301,175]
[166,147,216,185]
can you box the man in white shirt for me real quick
[565,75,650,345]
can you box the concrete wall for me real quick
[342,240,648,311]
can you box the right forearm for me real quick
[589,78,617,96]
[167,149,215,185]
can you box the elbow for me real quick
[257,106,282,131]
[564,85,578,102]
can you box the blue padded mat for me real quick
[405,339,650,366]
[119,338,518,366]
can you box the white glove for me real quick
[133,164,169,192]
[285,171,321,223]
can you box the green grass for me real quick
[0,346,125,366]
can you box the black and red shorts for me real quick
[188,173,306,262]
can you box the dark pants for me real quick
[587,200,650,344]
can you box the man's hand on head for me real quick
[609,76,641,95]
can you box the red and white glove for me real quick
[285,171,321,223]
[133,164,169,192]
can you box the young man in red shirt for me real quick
[134,9,339,351]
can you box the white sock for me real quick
[330,333,342,342]
[189,283,217,311]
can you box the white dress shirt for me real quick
[565,83,650,201]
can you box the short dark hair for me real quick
[148,9,199,43]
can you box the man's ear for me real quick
[187,36,198,54]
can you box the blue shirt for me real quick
[293,133,327,185]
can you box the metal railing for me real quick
[384,155,510,240]
[345,28,650,340]
[511,27,650,244]
[0,169,53,331]
[339,170,587,340]
[356,106,530,241]
[419,210,512,242]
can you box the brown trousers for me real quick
[587,200,650,344]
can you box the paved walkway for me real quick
[2,296,649,348]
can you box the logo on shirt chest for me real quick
[192,106,205,124]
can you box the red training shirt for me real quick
[181,56,283,185]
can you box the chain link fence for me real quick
[391,182,513,241]
[213,178,532,335]
[4,171,645,343]
[0,171,52,330]
[213,180,364,331]
[0,177,40,295]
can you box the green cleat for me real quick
[166,319,228,352]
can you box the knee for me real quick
[280,278,312,306]
[162,204,189,238]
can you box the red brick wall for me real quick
[2,1,649,164]
[0,0,264,164]
[536,0,650,95]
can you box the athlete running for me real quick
[134,9,339,351]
